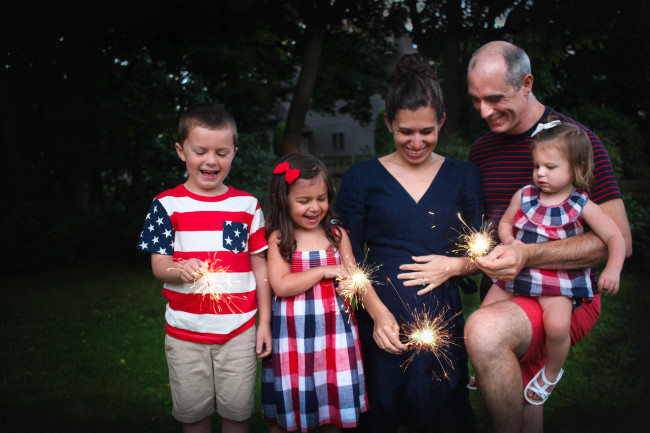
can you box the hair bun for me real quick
[388,53,437,84]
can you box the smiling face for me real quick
[467,58,533,135]
[532,142,574,198]
[175,125,237,196]
[287,177,329,233]
[385,106,446,165]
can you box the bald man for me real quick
[464,41,632,433]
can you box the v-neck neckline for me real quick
[375,156,447,205]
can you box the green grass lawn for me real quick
[1,264,646,432]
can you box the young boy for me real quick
[137,102,272,433]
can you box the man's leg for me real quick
[520,405,543,433]
[465,300,533,433]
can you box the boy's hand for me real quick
[256,321,272,358]
[598,267,620,296]
[178,258,206,284]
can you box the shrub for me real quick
[566,104,648,179]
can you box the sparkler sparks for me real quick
[383,278,462,379]
[453,213,497,262]
[336,262,379,309]
[171,256,244,314]
[400,303,461,379]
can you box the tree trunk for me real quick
[281,0,330,155]
[441,0,462,136]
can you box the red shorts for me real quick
[512,294,601,386]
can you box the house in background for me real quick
[300,94,386,157]
[290,35,417,159]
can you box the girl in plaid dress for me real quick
[480,121,626,405]
[261,154,369,432]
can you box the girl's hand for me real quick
[397,254,456,295]
[372,310,406,354]
[598,267,620,296]
[177,258,206,284]
[323,264,348,281]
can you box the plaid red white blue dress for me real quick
[497,185,593,300]
[262,248,367,432]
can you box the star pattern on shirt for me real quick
[223,221,247,253]
[137,198,175,255]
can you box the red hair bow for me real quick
[273,161,300,184]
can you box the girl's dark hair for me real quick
[385,53,445,123]
[531,119,594,191]
[265,153,341,261]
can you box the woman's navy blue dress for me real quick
[336,157,483,432]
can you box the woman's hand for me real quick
[372,310,406,354]
[397,254,459,295]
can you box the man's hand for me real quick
[477,243,531,281]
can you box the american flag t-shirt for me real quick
[222,221,248,254]
[138,198,175,255]
[137,184,267,344]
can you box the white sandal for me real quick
[524,365,564,405]
[466,375,477,390]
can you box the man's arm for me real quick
[527,198,632,268]
[478,198,632,280]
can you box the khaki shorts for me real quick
[165,326,257,423]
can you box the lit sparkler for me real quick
[171,256,244,314]
[383,277,461,379]
[453,213,497,262]
[400,302,461,379]
[336,262,379,310]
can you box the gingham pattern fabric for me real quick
[262,249,367,431]
[499,185,593,299]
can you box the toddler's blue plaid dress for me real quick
[498,185,593,300]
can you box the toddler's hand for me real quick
[598,267,620,296]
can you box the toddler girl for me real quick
[261,154,367,432]
[481,120,625,405]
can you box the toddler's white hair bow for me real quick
[531,120,561,137]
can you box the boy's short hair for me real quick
[177,102,238,147]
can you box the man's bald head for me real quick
[469,41,531,90]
